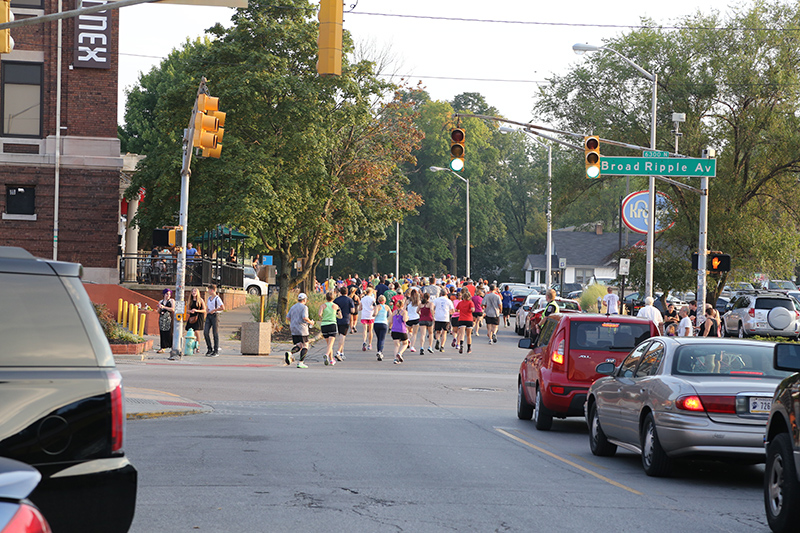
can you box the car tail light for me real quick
[676,394,737,414]
[551,339,564,365]
[748,308,755,317]
[107,370,125,453]
[1,504,52,533]
[551,386,565,395]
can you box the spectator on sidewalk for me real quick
[204,284,225,357]
[637,296,664,333]
[157,288,175,353]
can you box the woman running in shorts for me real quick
[391,298,410,364]
[318,292,342,365]
[372,295,391,361]
[471,288,484,337]
[406,288,420,353]
[455,289,476,354]
[418,292,435,353]
[359,286,376,351]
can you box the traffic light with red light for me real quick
[584,135,600,179]
[193,94,225,158]
[317,0,343,76]
[450,128,465,172]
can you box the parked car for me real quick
[764,280,798,294]
[552,283,583,297]
[587,337,788,477]
[510,288,537,315]
[0,247,137,532]
[515,294,544,336]
[244,275,268,295]
[764,343,800,532]
[721,291,799,338]
[0,457,51,533]
[525,298,582,338]
[516,313,658,430]
[623,292,645,315]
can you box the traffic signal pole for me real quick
[696,149,712,327]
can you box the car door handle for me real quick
[640,389,646,393]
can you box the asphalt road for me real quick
[118,323,770,532]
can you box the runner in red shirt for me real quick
[455,290,475,354]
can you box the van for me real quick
[517,313,658,430]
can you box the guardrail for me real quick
[118,254,244,288]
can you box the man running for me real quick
[285,293,315,368]
[501,285,513,327]
[432,287,454,352]
[333,286,356,361]
[482,284,502,344]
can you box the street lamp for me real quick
[498,126,553,289]
[573,42,658,299]
[430,166,470,279]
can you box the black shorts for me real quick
[502,307,511,316]
[391,331,408,341]
[406,319,420,327]
[450,316,460,327]
[473,312,483,318]
[419,320,433,327]
[458,320,474,328]
[337,323,349,336]
[292,335,309,345]
[321,324,337,338]
[485,316,500,325]
[434,321,449,332]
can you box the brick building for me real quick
[0,0,122,283]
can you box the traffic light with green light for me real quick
[450,128,465,172]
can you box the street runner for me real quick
[285,293,315,368]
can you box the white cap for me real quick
[298,293,308,301]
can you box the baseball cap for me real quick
[298,293,308,301]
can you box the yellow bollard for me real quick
[138,313,146,337]
[128,303,136,331]
[131,307,138,336]
[117,299,124,323]
[122,301,129,329]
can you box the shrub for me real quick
[93,302,145,345]
[581,284,609,312]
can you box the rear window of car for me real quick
[512,289,530,297]
[755,298,793,311]
[569,321,652,351]
[673,344,792,378]
[0,273,106,367]
[558,300,580,311]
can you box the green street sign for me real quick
[643,150,669,158]
[601,156,716,177]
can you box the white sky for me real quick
[118,0,743,126]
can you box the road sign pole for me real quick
[696,150,711,328]
[646,73,658,300]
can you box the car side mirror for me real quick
[595,362,616,375]
[774,343,800,372]
[725,303,733,312]
[522,305,531,312]
[518,338,532,350]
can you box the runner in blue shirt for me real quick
[501,285,513,327]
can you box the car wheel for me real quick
[517,380,533,420]
[738,322,747,338]
[765,433,800,532]
[641,413,671,477]
[247,286,261,296]
[533,387,553,431]
[588,402,617,457]
[721,320,729,337]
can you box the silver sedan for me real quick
[585,337,791,477]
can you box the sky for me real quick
[117,0,746,126]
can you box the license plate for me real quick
[756,322,768,329]
[749,397,772,414]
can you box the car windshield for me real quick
[771,281,797,290]
[755,298,793,311]
[512,289,531,297]
[569,321,652,351]
[673,344,792,378]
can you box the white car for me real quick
[515,294,544,335]
[244,266,268,295]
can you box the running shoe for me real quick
[377,352,383,361]
[439,347,445,352]
[492,334,498,343]
[335,352,343,362]
[297,362,308,369]
[362,342,367,351]
[427,347,433,354]
[409,347,416,353]
[397,353,404,363]
[488,339,493,345]
[435,340,440,351]
[459,346,463,354]
[324,357,329,366]
[330,359,336,366]
[467,346,472,354]
[394,359,401,364]
[368,344,372,350]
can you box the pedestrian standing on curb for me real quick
[501,285,513,327]
[391,298,410,364]
[406,288,420,353]
[334,287,356,362]
[678,306,693,337]
[432,287,455,352]
[285,293,315,368]
[203,284,225,357]
[482,284,502,344]
[418,292,435,353]
[157,288,175,353]
[372,295,391,361]
[359,286,376,351]
[184,287,206,355]
[455,289,476,354]
[319,291,342,366]
[637,296,664,334]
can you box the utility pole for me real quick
[696,148,714,327]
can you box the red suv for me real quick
[517,313,658,430]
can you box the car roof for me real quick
[561,313,653,324]
[0,246,82,277]
[651,336,774,348]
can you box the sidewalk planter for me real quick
[110,340,153,355]
[241,322,271,355]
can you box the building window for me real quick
[1,62,43,138]
[574,268,595,285]
[5,185,34,215]
[11,0,44,8]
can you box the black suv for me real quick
[764,343,800,532]
[0,247,137,532]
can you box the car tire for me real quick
[517,380,533,420]
[247,286,261,296]
[738,322,747,338]
[765,433,800,532]
[641,413,671,477]
[721,320,729,337]
[533,387,553,431]
[588,402,616,457]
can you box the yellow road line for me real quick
[495,428,642,496]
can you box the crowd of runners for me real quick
[285,274,514,368]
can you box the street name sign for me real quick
[601,156,716,177]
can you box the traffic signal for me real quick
[584,135,600,179]
[708,253,731,272]
[317,0,343,76]
[0,0,14,55]
[450,128,465,172]
[193,94,225,158]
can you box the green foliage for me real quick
[93,303,145,344]
[580,284,609,312]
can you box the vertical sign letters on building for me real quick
[74,0,111,69]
